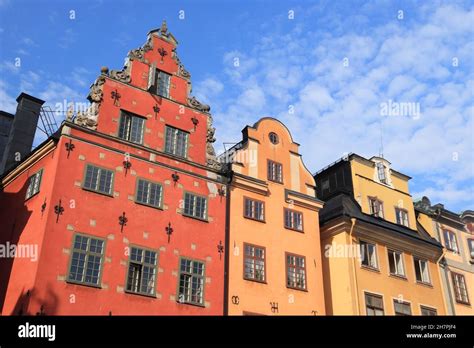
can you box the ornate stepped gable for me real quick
[73,21,219,169]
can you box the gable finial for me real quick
[160,20,168,36]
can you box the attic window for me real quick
[269,132,279,144]
[376,162,387,184]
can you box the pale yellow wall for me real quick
[321,231,357,315]
[354,240,446,315]
[417,212,438,238]
[351,159,417,230]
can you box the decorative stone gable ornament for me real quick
[188,96,210,113]
[160,20,168,36]
[128,35,153,62]
[73,69,107,130]
[206,115,221,170]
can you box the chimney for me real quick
[0,110,14,167]
[0,93,45,175]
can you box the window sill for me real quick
[163,150,187,160]
[243,216,266,223]
[243,277,267,285]
[182,213,208,223]
[82,187,114,198]
[66,280,102,289]
[24,191,40,202]
[176,300,205,308]
[416,281,433,288]
[286,285,308,292]
[389,273,408,281]
[454,300,471,306]
[134,201,164,211]
[117,136,144,146]
[360,265,380,273]
[268,179,284,185]
[124,290,157,299]
[284,226,304,233]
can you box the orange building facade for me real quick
[222,118,325,315]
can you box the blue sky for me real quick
[0,0,473,212]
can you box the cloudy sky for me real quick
[0,0,472,212]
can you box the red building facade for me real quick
[0,22,227,315]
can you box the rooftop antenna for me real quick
[379,116,384,159]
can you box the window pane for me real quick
[69,235,104,286]
[178,258,204,304]
[118,114,129,140]
[156,71,171,98]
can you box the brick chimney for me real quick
[0,93,45,175]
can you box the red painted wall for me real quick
[0,30,226,315]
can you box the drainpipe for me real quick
[435,249,450,315]
[349,217,361,315]
[433,209,456,315]
[222,169,232,316]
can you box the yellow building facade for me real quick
[314,154,446,315]
[415,198,474,315]
[222,118,325,315]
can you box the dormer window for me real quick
[369,197,384,218]
[376,162,387,184]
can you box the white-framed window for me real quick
[267,160,283,183]
[395,208,409,227]
[388,249,405,277]
[414,257,431,284]
[369,197,384,218]
[452,272,470,304]
[376,162,387,184]
[394,300,411,316]
[284,209,303,231]
[443,230,459,253]
[244,197,265,221]
[420,306,437,316]
[360,240,378,269]
[365,293,384,316]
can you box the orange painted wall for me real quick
[227,118,325,315]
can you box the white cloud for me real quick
[206,3,474,211]
[0,80,17,113]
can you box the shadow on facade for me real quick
[0,180,36,313]
[11,284,60,316]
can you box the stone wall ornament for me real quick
[188,96,211,113]
[205,115,221,170]
[74,73,106,130]
[160,20,168,36]
[109,63,131,83]
[128,35,153,61]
